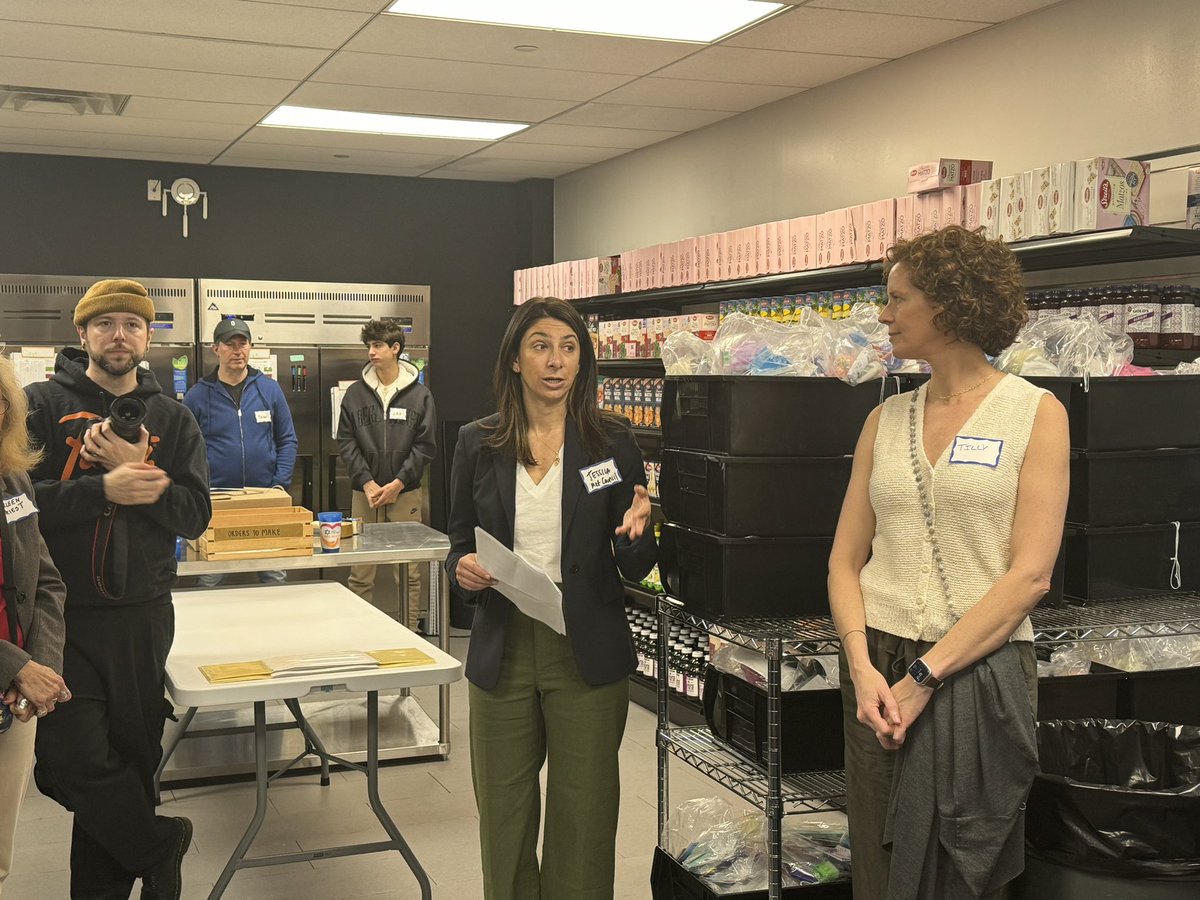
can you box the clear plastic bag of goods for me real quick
[1068,635,1200,673]
[996,313,1134,377]
[711,313,799,376]
[780,814,852,885]
[709,640,838,692]
[661,330,719,376]
[815,302,895,384]
[670,798,764,887]
[1173,358,1200,375]
[1037,643,1095,677]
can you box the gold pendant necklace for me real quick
[931,369,1000,401]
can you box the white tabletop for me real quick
[166,582,463,707]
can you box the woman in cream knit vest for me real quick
[828,226,1069,899]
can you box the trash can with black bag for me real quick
[1009,719,1200,900]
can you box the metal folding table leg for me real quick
[282,697,332,786]
[155,706,197,803]
[365,690,433,900]
[209,701,271,900]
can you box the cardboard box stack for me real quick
[190,488,314,561]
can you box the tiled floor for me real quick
[8,632,745,899]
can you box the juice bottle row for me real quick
[718,285,885,323]
[625,605,710,701]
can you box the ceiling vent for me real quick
[0,85,130,116]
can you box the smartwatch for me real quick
[908,657,944,690]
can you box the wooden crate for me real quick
[192,541,314,562]
[210,487,295,512]
[191,504,316,561]
[209,506,312,528]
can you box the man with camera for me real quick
[184,317,298,586]
[24,279,211,900]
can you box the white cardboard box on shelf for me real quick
[964,182,983,231]
[980,177,1003,239]
[998,174,1027,242]
[1027,166,1052,237]
[894,195,913,242]
[1049,162,1075,234]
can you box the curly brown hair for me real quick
[884,225,1026,355]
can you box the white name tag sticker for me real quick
[388,407,407,421]
[580,458,622,494]
[4,493,38,524]
[255,410,272,424]
[949,435,1004,468]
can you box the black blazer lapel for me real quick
[561,419,585,547]
[491,451,516,547]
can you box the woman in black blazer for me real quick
[447,297,656,900]
[0,356,69,889]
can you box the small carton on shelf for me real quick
[907,158,993,193]
[894,194,914,242]
[833,208,854,266]
[1074,157,1150,231]
[964,182,983,231]
[1027,166,1052,238]
[788,215,816,271]
[1049,162,1075,234]
[598,255,620,294]
[980,177,1003,239]
[851,205,869,262]
[688,313,718,341]
[702,233,716,282]
[942,185,965,228]
[997,174,1028,242]
[1189,167,1200,230]
[911,193,927,237]
[754,223,769,276]
[869,198,895,260]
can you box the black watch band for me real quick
[908,657,944,690]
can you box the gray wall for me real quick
[0,151,552,426]
[554,0,1200,260]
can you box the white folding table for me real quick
[165,582,463,900]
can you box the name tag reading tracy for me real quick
[949,435,1004,468]
[4,493,38,524]
[388,407,407,421]
[580,458,622,494]
[255,410,272,424]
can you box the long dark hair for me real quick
[484,297,621,466]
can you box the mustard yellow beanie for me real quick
[74,279,155,327]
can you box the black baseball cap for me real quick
[213,318,252,343]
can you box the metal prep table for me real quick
[162,521,453,785]
[164,581,462,899]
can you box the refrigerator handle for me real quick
[327,453,341,513]
[298,454,314,512]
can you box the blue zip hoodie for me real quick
[182,366,298,489]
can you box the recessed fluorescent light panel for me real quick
[260,106,527,141]
[385,0,783,43]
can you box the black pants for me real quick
[34,600,176,899]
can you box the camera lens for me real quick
[107,396,148,442]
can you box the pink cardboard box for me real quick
[1049,162,1074,235]
[942,186,965,228]
[788,216,815,271]
[772,219,788,274]
[851,205,868,263]
[964,183,983,232]
[834,208,854,267]
[894,195,913,242]
[754,224,769,276]
[869,199,895,260]
[908,159,994,193]
[814,213,830,269]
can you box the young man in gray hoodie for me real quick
[337,320,436,628]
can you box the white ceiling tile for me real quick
[548,102,734,132]
[420,169,528,182]
[311,51,632,101]
[288,81,574,122]
[726,6,985,57]
[123,97,272,126]
[468,142,628,164]
[0,58,296,105]
[655,46,885,87]
[0,146,216,164]
[600,77,800,111]
[244,0,389,11]
[0,0,371,49]
[0,109,246,140]
[806,0,1063,24]
[507,123,677,150]
[219,141,452,168]
[0,127,228,156]
[0,22,331,79]
[233,124,491,156]
[345,14,699,76]
[433,157,585,178]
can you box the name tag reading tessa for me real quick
[949,435,1004,468]
[580,458,622,494]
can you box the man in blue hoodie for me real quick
[183,318,298,586]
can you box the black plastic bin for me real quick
[658,523,831,618]
[702,665,844,774]
[660,449,852,537]
[1067,448,1200,526]
[1062,522,1200,601]
[1038,665,1200,727]
[651,847,852,899]
[662,375,893,456]
[1024,720,1200,882]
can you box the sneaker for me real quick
[140,816,193,900]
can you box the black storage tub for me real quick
[658,523,831,618]
[702,665,844,774]
[1067,448,1200,526]
[1062,522,1200,601]
[660,449,852,538]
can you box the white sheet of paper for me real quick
[474,526,566,635]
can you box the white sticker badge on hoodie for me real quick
[389,407,408,421]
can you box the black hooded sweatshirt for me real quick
[24,348,211,607]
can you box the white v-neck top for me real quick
[859,375,1047,642]
[513,449,565,584]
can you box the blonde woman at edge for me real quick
[0,356,69,893]
[828,226,1069,899]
